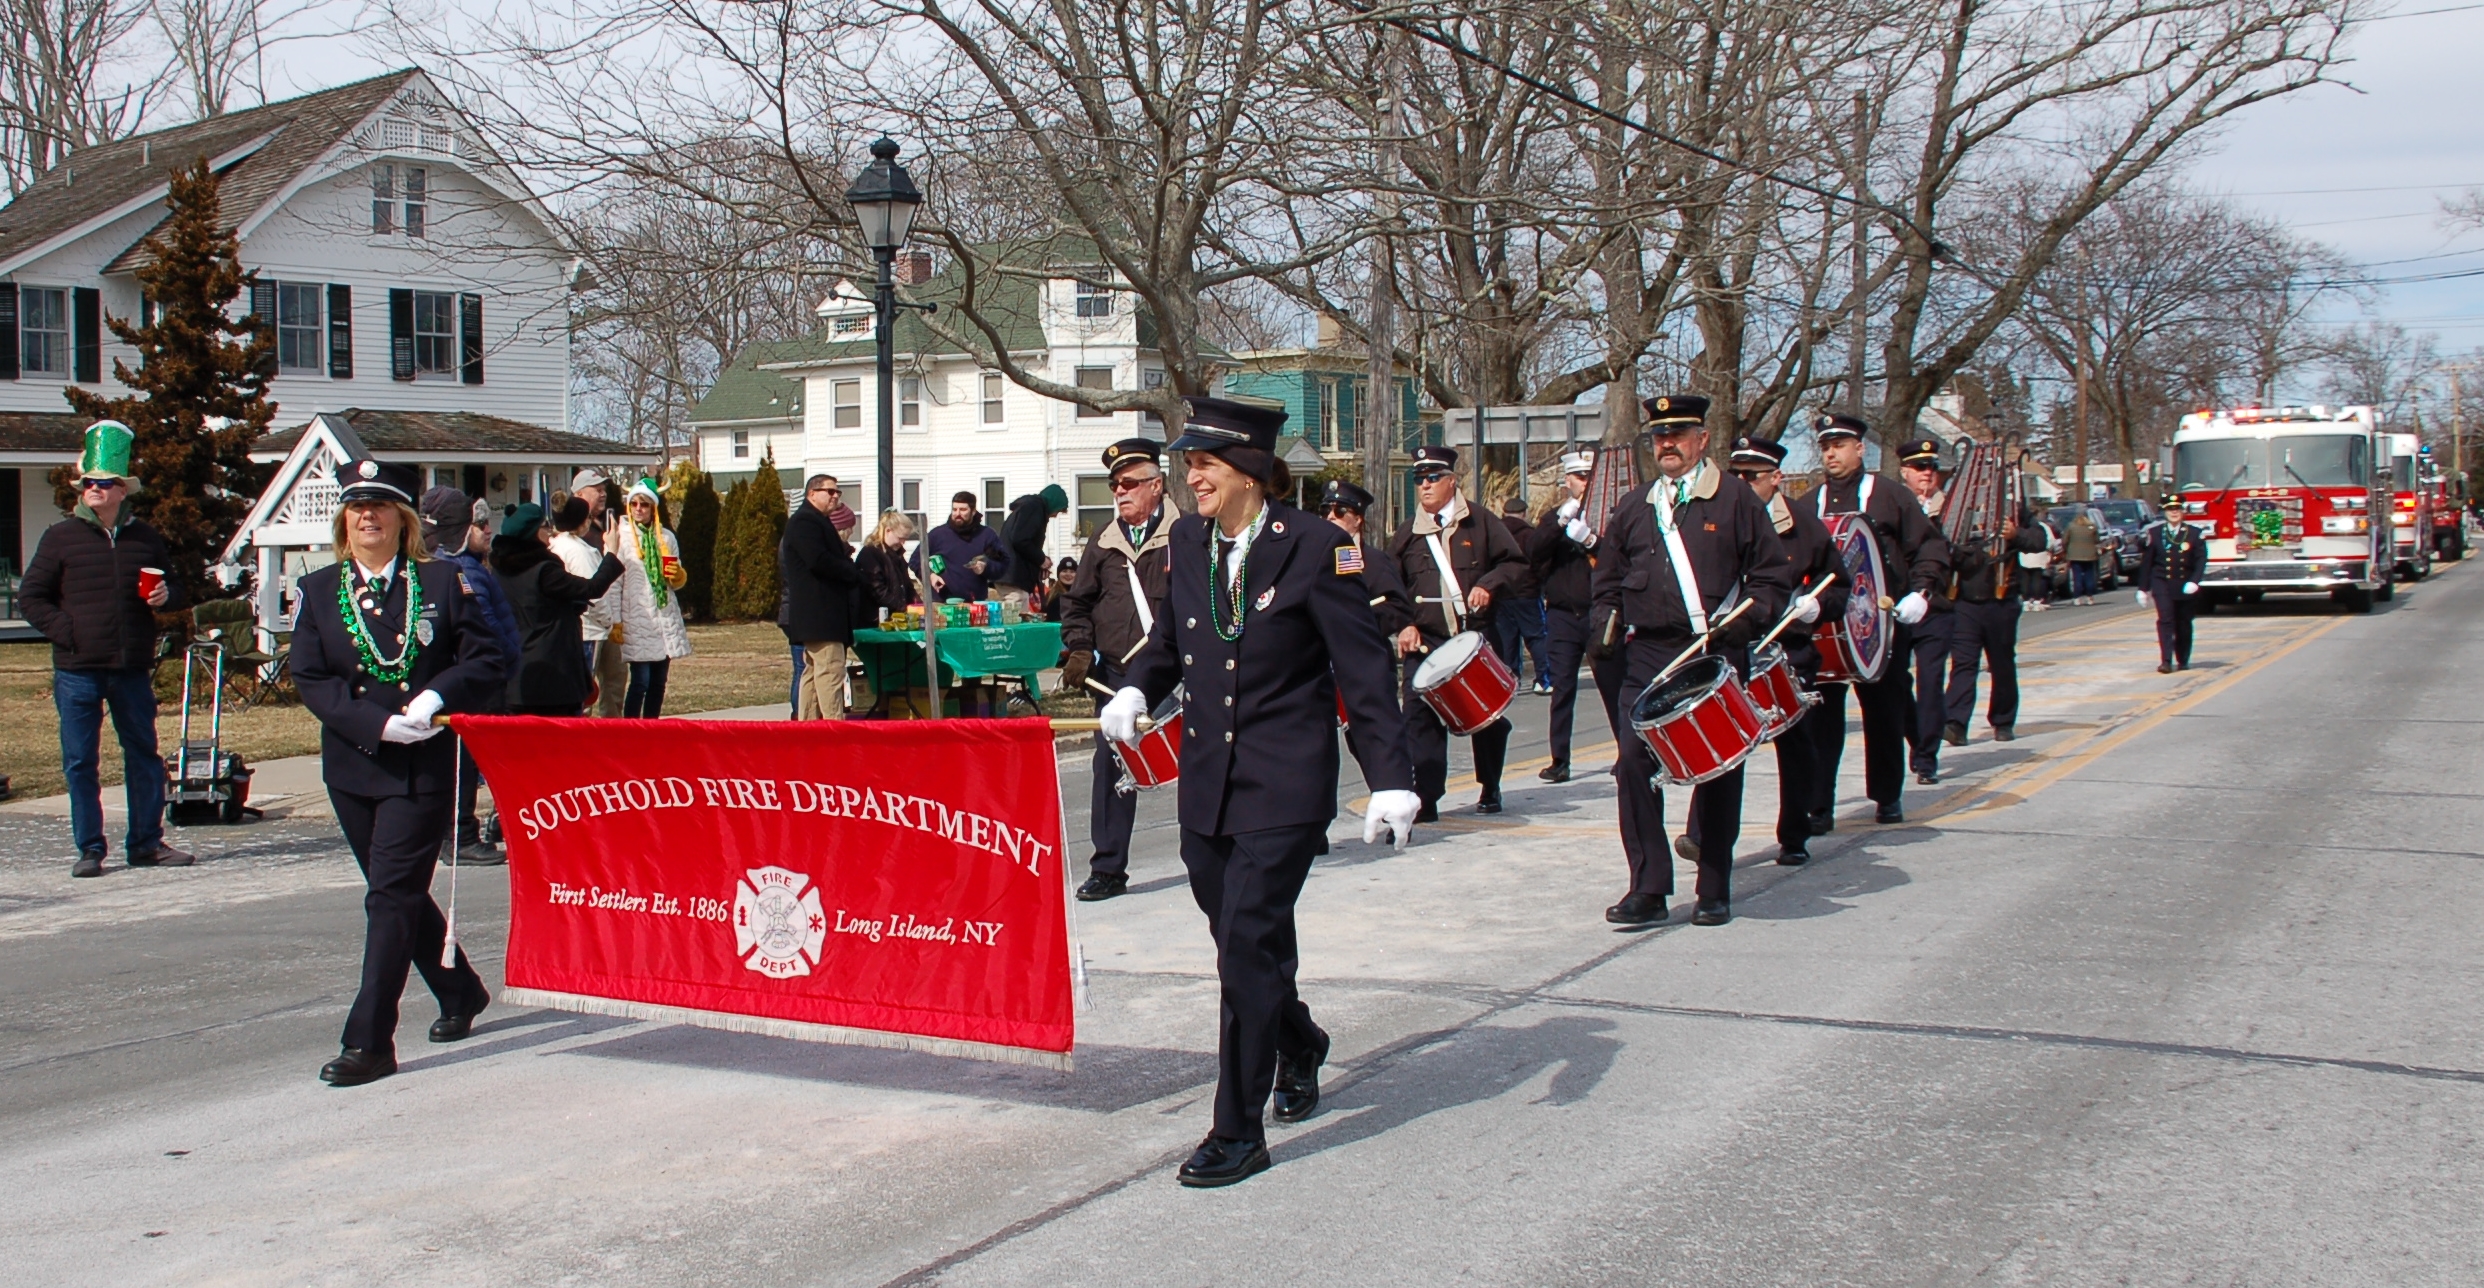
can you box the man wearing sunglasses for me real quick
[20,420,193,878]
[1059,439,1174,900]
[784,474,862,720]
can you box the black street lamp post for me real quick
[844,136,924,524]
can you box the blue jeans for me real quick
[54,667,166,858]
[2069,561,2099,598]
[625,659,671,719]
[788,644,805,717]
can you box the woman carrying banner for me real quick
[1100,396,1422,1188]
[613,478,692,718]
[289,459,508,1086]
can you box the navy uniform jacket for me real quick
[1124,501,1416,836]
[1951,506,2052,602]
[1767,496,1853,679]
[1812,471,1952,604]
[2138,520,2208,597]
[1386,500,1529,643]
[292,557,510,797]
[1591,467,1793,646]
[1357,534,1417,637]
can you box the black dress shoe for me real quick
[1942,721,1967,747]
[1808,810,1835,836]
[1776,846,1809,866]
[1474,791,1502,815]
[1605,892,1667,927]
[126,843,194,867]
[320,1047,397,1087]
[1538,762,1569,783]
[1875,803,1904,824]
[1690,900,1731,926]
[1271,1043,1328,1124]
[1076,873,1129,902]
[1178,1135,1271,1188]
[429,988,490,1043]
[1992,726,2016,742]
[1915,771,1938,786]
[1673,833,1699,863]
[2156,662,2174,674]
[71,852,104,878]
[1414,801,1440,824]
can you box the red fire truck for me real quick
[2423,444,2466,561]
[2386,432,2433,581]
[2172,405,2392,613]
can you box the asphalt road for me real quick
[4,579,2480,1286]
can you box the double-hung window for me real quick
[1075,280,1112,318]
[1074,366,1113,419]
[371,165,395,233]
[404,167,428,238]
[833,379,862,429]
[411,290,457,375]
[19,287,66,376]
[731,430,750,459]
[900,376,922,427]
[276,282,324,373]
[980,372,1005,425]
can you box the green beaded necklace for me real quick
[1206,505,1267,642]
[337,561,422,683]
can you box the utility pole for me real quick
[1365,35,1402,532]
[2073,317,2090,502]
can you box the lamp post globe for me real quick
[846,137,923,525]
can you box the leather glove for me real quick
[1587,608,1619,660]
[2182,581,2198,596]
[381,713,444,744]
[403,689,445,724]
[1098,686,1148,743]
[1363,789,1422,849]
[2136,589,2151,607]
[1792,593,1822,625]
[1893,591,1928,626]
[1060,650,1092,693]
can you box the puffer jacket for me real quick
[490,534,625,708]
[19,506,183,671]
[612,521,693,663]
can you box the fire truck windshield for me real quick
[2176,434,2370,490]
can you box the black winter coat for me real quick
[1768,497,1855,679]
[1591,467,1792,647]
[1386,499,1530,642]
[782,503,860,644]
[1810,470,1952,605]
[1951,506,2053,602]
[490,535,623,708]
[997,495,1053,590]
[2139,520,2209,598]
[19,509,183,671]
[291,557,508,797]
[1525,510,1596,613]
[856,541,916,615]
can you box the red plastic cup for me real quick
[137,567,165,602]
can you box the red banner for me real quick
[457,716,1073,1066]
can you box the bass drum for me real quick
[1812,513,1892,685]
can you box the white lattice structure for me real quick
[222,412,368,643]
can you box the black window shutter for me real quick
[326,284,352,378]
[458,292,483,385]
[388,288,414,380]
[0,284,20,381]
[72,287,99,383]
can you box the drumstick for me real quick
[1084,676,1120,698]
[1648,598,1756,689]
[1754,572,1839,651]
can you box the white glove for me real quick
[381,713,444,744]
[1098,686,1148,744]
[2182,582,2198,596]
[403,689,444,724]
[1362,789,1422,849]
[2136,589,2150,607]
[1556,497,1582,523]
[1563,517,1592,545]
[1893,591,1928,625]
[1792,593,1822,625]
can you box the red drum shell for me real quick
[1411,631,1517,735]
[1746,643,1814,740]
[1629,655,1765,786]
[1812,619,1866,685]
[1336,689,1350,730]
[1110,692,1186,790]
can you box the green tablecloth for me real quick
[853,622,1063,696]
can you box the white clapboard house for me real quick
[687,244,1241,559]
[0,68,599,638]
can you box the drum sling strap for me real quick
[1651,476,1710,635]
[1117,536,1156,665]
[1422,501,1469,635]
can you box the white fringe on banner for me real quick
[500,987,1075,1072]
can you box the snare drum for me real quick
[1630,655,1765,786]
[1109,689,1186,790]
[1411,631,1517,735]
[1744,643,1815,741]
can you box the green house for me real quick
[1224,342,1441,520]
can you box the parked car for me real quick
[2089,498,2159,577]
[2044,503,2123,595]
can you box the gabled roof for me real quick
[687,340,808,426]
[0,70,419,278]
[762,259,1047,370]
[250,408,656,459]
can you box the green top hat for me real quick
[79,420,134,480]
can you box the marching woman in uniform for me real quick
[292,459,508,1086]
[1100,397,1422,1187]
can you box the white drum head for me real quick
[1413,630,1486,689]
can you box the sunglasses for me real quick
[1109,474,1161,491]
[79,477,124,490]
[1319,504,1361,517]
[814,487,841,496]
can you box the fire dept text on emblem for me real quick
[733,866,827,978]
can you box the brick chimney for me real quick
[895,250,934,286]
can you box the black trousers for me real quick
[1682,695,1825,857]
[1182,821,1332,1142]
[1909,611,1953,774]
[1404,661,1510,804]
[1087,658,1140,877]
[1807,636,1913,814]
[1945,598,2023,731]
[455,742,485,847]
[1543,607,1627,768]
[1614,634,1744,905]
[330,788,486,1053]
[2152,588,2198,666]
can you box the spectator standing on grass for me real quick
[784,474,861,720]
[925,492,1009,602]
[420,486,519,866]
[2065,509,2101,605]
[613,479,692,718]
[491,502,625,714]
[19,420,192,878]
[571,469,627,716]
[992,484,1070,615]
[1045,557,1076,623]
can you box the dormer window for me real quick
[1075,279,1113,318]
[371,164,428,236]
[404,168,427,238]
[833,315,869,336]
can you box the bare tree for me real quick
[2320,321,2439,423]
[0,0,164,194]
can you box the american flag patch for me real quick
[1334,544,1365,575]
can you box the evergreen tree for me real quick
[663,459,721,621]
[707,449,788,619]
[57,158,274,600]
[710,474,754,618]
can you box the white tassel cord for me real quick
[499,988,1075,1072]
[442,729,462,969]
[1055,751,1092,1014]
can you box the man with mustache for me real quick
[1386,445,1529,819]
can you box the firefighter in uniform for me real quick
[1593,396,1791,928]
[1528,450,1627,783]
[1898,437,1954,785]
[1099,396,1419,1188]
[1802,412,1950,826]
[1318,479,1417,777]
[2138,508,2208,672]
[290,459,509,1086]
[1387,445,1529,818]
[1943,501,2049,742]
[1058,438,1174,901]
